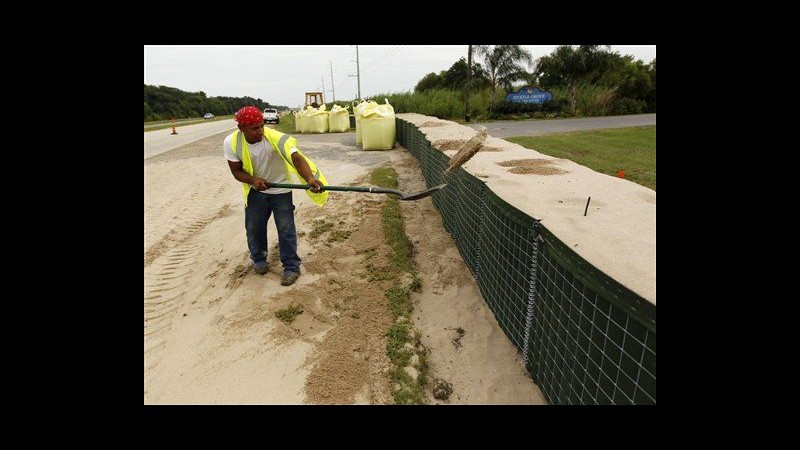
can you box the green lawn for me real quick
[505,126,656,191]
[271,113,296,134]
[144,115,234,132]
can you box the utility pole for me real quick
[466,45,472,123]
[321,75,326,103]
[356,45,361,100]
[349,45,361,100]
[329,61,336,101]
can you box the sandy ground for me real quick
[144,128,546,404]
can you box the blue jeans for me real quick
[245,189,300,274]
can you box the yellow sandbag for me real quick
[293,110,302,133]
[297,106,311,133]
[353,100,378,145]
[328,104,350,133]
[360,99,396,150]
[305,104,330,133]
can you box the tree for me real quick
[439,57,487,90]
[474,45,533,116]
[535,45,617,115]
[415,72,444,92]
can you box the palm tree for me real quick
[536,45,616,115]
[474,45,533,116]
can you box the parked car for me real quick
[263,108,279,124]
[203,113,214,119]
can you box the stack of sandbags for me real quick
[328,104,350,133]
[360,99,396,150]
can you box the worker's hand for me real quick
[252,177,269,191]
[307,179,323,193]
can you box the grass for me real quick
[144,112,293,133]
[371,168,413,272]
[366,166,428,404]
[275,303,304,324]
[505,126,656,191]
[309,219,334,239]
[272,113,296,134]
[144,115,234,132]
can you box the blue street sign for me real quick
[506,86,553,104]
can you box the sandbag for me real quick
[293,110,302,133]
[328,104,350,133]
[353,100,378,145]
[305,104,330,133]
[360,99,396,150]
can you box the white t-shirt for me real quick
[223,133,299,195]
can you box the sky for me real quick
[144,45,656,109]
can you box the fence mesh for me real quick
[397,118,655,404]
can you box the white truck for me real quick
[262,108,279,124]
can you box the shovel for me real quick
[269,183,446,201]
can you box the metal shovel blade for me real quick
[396,183,446,201]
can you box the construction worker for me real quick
[223,106,328,286]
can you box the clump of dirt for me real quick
[225,261,251,289]
[479,146,503,152]
[447,326,465,349]
[497,158,567,175]
[432,378,453,400]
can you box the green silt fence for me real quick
[396,118,656,405]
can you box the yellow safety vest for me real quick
[231,127,328,207]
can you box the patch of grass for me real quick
[370,167,398,189]
[309,219,333,239]
[271,113,296,134]
[372,166,413,272]
[369,165,429,404]
[505,126,656,191]
[144,115,233,132]
[386,322,413,367]
[386,286,412,318]
[410,273,422,292]
[327,230,352,243]
[381,200,413,271]
[275,303,303,324]
[390,367,427,405]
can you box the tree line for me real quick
[143,85,289,122]
[414,45,655,118]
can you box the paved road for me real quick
[145,114,656,160]
[465,113,655,137]
[144,119,237,159]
